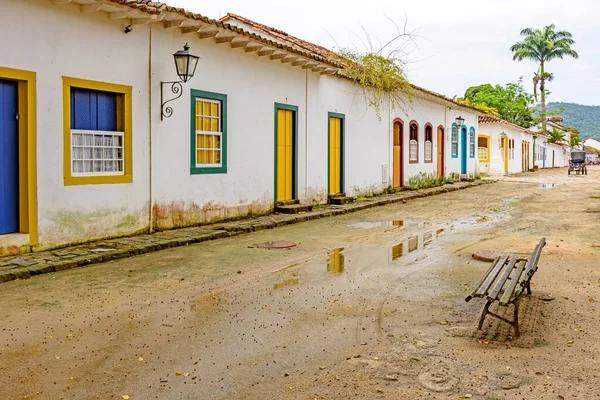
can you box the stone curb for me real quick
[0,180,493,284]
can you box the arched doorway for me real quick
[393,119,404,188]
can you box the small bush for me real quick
[406,173,449,190]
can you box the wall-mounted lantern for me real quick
[455,116,465,127]
[161,43,200,120]
[499,131,507,148]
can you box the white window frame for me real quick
[424,140,432,162]
[71,129,125,177]
[451,125,458,157]
[469,128,475,158]
[409,139,418,162]
[195,98,223,168]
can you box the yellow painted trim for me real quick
[62,76,133,186]
[0,66,38,245]
[478,134,491,163]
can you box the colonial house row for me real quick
[0,0,482,251]
[477,115,571,175]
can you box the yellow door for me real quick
[503,137,509,173]
[329,117,342,194]
[276,109,294,201]
[393,121,403,187]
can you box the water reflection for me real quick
[274,278,299,289]
[327,248,345,274]
[348,220,422,229]
[540,183,557,189]
[391,228,445,261]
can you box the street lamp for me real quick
[499,132,507,148]
[161,43,200,120]
[455,116,465,127]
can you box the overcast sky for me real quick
[168,0,597,105]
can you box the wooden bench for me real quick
[465,238,546,337]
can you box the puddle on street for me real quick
[391,229,444,261]
[273,278,299,289]
[348,220,424,229]
[327,248,345,274]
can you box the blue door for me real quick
[460,127,467,174]
[0,79,19,235]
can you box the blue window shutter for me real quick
[71,88,116,131]
[97,92,117,131]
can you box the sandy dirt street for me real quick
[1,166,599,400]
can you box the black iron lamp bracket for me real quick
[160,81,183,120]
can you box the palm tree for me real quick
[510,24,578,135]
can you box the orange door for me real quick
[437,127,444,177]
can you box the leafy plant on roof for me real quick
[329,20,417,120]
[547,128,566,144]
[510,24,579,134]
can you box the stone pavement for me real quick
[0,180,491,283]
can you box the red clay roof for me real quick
[103,2,482,114]
[478,115,538,134]
[219,13,333,59]
[106,1,342,67]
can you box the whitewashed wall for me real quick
[0,0,151,247]
[150,27,311,228]
[0,0,485,247]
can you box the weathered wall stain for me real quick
[152,197,273,230]
[41,206,149,246]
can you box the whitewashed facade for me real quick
[478,115,570,176]
[0,0,481,251]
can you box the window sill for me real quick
[64,174,132,186]
[191,166,227,175]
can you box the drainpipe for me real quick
[304,70,308,201]
[148,25,154,232]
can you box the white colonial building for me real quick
[477,115,570,176]
[0,0,483,251]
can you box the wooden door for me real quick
[503,137,509,173]
[460,127,467,174]
[328,116,342,194]
[276,109,294,201]
[437,127,444,177]
[393,120,403,187]
[0,79,19,234]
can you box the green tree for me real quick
[510,24,578,134]
[569,127,583,148]
[461,79,534,127]
[547,128,566,144]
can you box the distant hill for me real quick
[544,102,600,140]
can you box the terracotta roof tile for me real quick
[106,0,343,67]
[105,1,483,114]
[219,13,333,59]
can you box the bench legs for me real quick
[477,299,521,337]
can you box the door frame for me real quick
[437,125,444,177]
[392,118,404,187]
[327,112,345,195]
[460,126,467,174]
[0,66,37,245]
[273,102,298,202]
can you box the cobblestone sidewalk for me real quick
[0,180,491,283]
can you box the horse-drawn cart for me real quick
[568,150,587,175]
